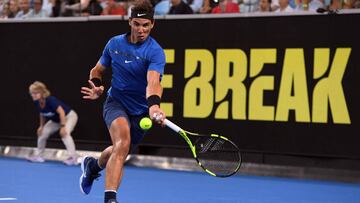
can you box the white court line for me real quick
[0,198,17,201]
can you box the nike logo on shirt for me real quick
[125,60,133,63]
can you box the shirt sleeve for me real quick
[99,39,112,68]
[148,47,166,77]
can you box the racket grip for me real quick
[153,113,182,133]
[164,119,182,133]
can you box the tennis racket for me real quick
[156,115,242,177]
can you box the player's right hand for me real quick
[150,107,166,126]
[81,80,104,100]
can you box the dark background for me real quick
[1,14,359,169]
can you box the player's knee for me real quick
[112,139,130,157]
[104,146,113,155]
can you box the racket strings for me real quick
[195,137,241,177]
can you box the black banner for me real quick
[0,14,359,160]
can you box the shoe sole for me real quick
[28,160,45,163]
[27,159,45,163]
[79,155,90,195]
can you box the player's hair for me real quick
[29,81,51,98]
[131,0,154,19]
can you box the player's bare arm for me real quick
[146,70,165,124]
[81,62,106,100]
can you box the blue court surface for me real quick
[1,157,360,203]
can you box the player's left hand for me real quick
[81,80,104,100]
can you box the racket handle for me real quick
[153,113,182,133]
[164,119,182,133]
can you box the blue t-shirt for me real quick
[35,96,71,123]
[99,33,166,115]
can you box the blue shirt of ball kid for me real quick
[99,33,166,116]
[35,96,71,123]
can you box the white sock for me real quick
[105,190,117,193]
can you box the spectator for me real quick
[41,0,53,17]
[355,0,360,7]
[50,0,71,17]
[29,0,48,17]
[342,0,355,8]
[199,0,216,13]
[240,0,259,13]
[270,0,296,11]
[270,0,279,11]
[295,0,324,11]
[154,0,170,15]
[257,0,272,11]
[15,0,33,18]
[7,0,19,18]
[0,1,9,18]
[0,0,4,14]
[211,0,239,13]
[28,81,79,165]
[328,0,341,9]
[101,0,126,15]
[64,0,103,16]
[275,0,293,11]
[184,0,203,13]
[168,0,193,14]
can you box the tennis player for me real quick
[28,81,78,165]
[79,0,166,202]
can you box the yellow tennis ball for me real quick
[140,117,152,130]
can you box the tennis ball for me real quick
[139,117,152,130]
